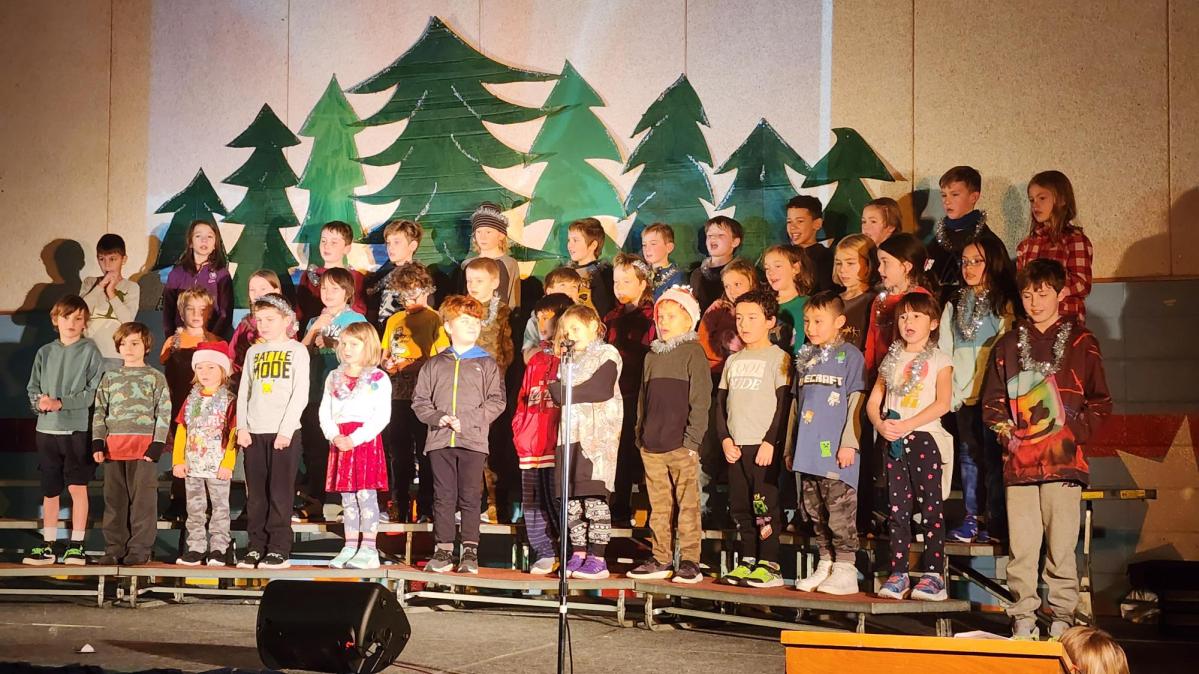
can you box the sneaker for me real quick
[817,562,860,595]
[259,552,290,569]
[97,554,121,566]
[1048,620,1072,641]
[671,560,702,584]
[563,552,586,578]
[719,558,756,586]
[949,515,978,543]
[1012,616,1040,640]
[206,550,229,567]
[911,573,948,601]
[176,550,205,566]
[456,546,479,574]
[61,543,86,566]
[238,550,263,569]
[975,528,993,544]
[347,547,381,570]
[794,559,833,592]
[529,557,557,575]
[22,544,57,566]
[426,548,454,573]
[744,561,784,589]
[878,573,911,599]
[628,558,673,580]
[123,553,151,566]
[572,555,609,580]
[330,546,358,569]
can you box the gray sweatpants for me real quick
[185,476,232,554]
[1005,481,1082,622]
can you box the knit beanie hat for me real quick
[655,287,701,329]
[471,202,508,237]
[192,341,232,376]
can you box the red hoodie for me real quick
[512,345,560,469]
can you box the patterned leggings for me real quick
[521,468,560,561]
[341,490,380,549]
[886,431,945,574]
[567,497,611,557]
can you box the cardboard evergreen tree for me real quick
[348,17,553,266]
[714,119,810,264]
[222,103,301,307]
[527,61,625,266]
[153,169,227,270]
[623,74,713,270]
[296,75,365,266]
[802,127,894,241]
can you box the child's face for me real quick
[860,205,893,244]
[734,301,775,346]
[474,227,504,253]
[465,268,500,303]
[445,313,482,346]
[254,307,290,341]
[803,306,846,347]
[961,243,988,288]
[247,276,276,303]
[722,270,753,303]
[320,279,349,310]
[655,300,693,341]
[560,316,597,349]
[184,299,209,329]
[400,288,431,309]
[118,334,147,366]
[194,361,224,389]
[535,310,557,340]
[385,233,418,264]
[1027,184,1055,225]
[566,230,596,263]
[897,307,936,347]
[704,225,739,259]
[191,224,218,260]
[1021,282,1066,326]
[877,249,912,292]
[339,334,367,367]
[546,281,580,302]
[763,251,797,294]
[613,265,647,305]
[55,310,87,341]
[785,207,821,246]
[940,180,980,220]
[640,231,673,267]
[319,229,351,265]
[834,248,865,290]
[98,251,126,275]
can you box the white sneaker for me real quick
[529,557,557,575]
[794,559,833,592]
[330,546,358,569]
[346,547,380,570]
[816,562,859,595]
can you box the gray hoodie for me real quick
[411,345,505,454]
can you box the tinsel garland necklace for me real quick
[794,339,842,377]
[933,210,989,249]
[953,287,993,342]
[1018,321,1072,377]
[878,340,936,398]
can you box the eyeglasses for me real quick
[961,257,986,268]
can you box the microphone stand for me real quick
[556,339,575,674]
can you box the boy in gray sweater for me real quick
[24,295,105,566]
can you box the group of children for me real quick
[23,167,1109,639]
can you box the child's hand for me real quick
[315,334,328,349]
[334,435,353,452]
[721,439,740,463]
[217,467,233,480]
[48,399,63,412]
[755,442,774,467]
[92,451,105,464]
[836,446,856,469]
[447,416,461,433]
[274,434,291,450]
[172,464,187,478]
[878,419,905,442]
[37,395,52,412]
[237,429,252,448]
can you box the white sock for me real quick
[42,527,56,543]
[70,531,85,542]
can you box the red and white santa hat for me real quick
[192,341,232,376]
[655,286,701,329]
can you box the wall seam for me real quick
[106,0,115,232]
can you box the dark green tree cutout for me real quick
[153,169,227,270]
[715,119,810,263]
[222,103,301,307]
[527,61,625,266]
[623,74,713,270]
[348,16,553,266]
[802,127,894,241]
[296,75,365,266]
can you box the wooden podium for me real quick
[781,632,1075,673]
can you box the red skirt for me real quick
[326,421,389,492]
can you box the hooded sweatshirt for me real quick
[411,344,506,454]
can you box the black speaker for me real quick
[257,580,411,674]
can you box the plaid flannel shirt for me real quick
[1017,224,1093,323]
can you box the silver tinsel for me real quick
[795,340,842,377]
[878,340,936,398]
[933,210,989,249]
[1018,321,1072,377]
[953,288,992,342]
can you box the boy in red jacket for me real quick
[983,258,1111,640]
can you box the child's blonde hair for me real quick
[612,253,653,305]
[250,269,284,292]
[1059,626,1129,674]
[762,244,814,295]
[557,304,604,344]
[383,219,423,245]
[336,321,382,368]
[835,233,877,288]
[178,287,215,319]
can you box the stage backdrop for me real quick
[1,0,1197,614]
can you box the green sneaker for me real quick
[744,561,784,589]
[22,544,56,566]
[720,558,756,586]
[61,543,87,566]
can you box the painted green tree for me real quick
[715,119,810,263]
[153,169,227,270]
[527,61,624,267]
[802,127,894,241]
[296,75,365,266]
[348,17,553,266]
[623,74,713,270]
[222,103,301,306]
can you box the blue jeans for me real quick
[955,404,1005,528]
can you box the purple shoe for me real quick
[563,553,586,578]
[571,555,610,580]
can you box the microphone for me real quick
[560,338,576,352]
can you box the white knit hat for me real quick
[192,341,232,376]
[655,287,701,328]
